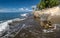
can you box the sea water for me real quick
[0,12,31,38]
[0,12,31,21]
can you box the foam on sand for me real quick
[12,18,26,21]
[43,29,54,33]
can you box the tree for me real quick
[37,0,46,10]
[37,0,60,10]
[49,0,60,7]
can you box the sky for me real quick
[0,0,40,12]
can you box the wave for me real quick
[12,18,26,21]
[20,13,28,17]
[0,18,26,36]
[0,20,12,34]
[0,21,3,23]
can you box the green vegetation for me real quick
[37,0,60,10]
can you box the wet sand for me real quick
[8,15,59,38]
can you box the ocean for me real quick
[0,12,32,37]
[0,12,31,21]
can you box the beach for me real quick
[12,15,60,38]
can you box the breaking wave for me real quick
[0,18,26,37]
[20,13,28,17]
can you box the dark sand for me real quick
[9,15,60,38]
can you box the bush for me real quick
[37,0,60,10]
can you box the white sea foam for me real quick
[0,18,25,35]
[0,21,3,23]
[12,18,26,21]
[0,20,12,32]
[0,21,3,22]
[43,29,53,33]
[21,13,28,17]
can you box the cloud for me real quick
[0,8,18,12]
[31,5,36,8]
[19,8,32,12]
[19,8,25,11]
[0,8,32,12]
